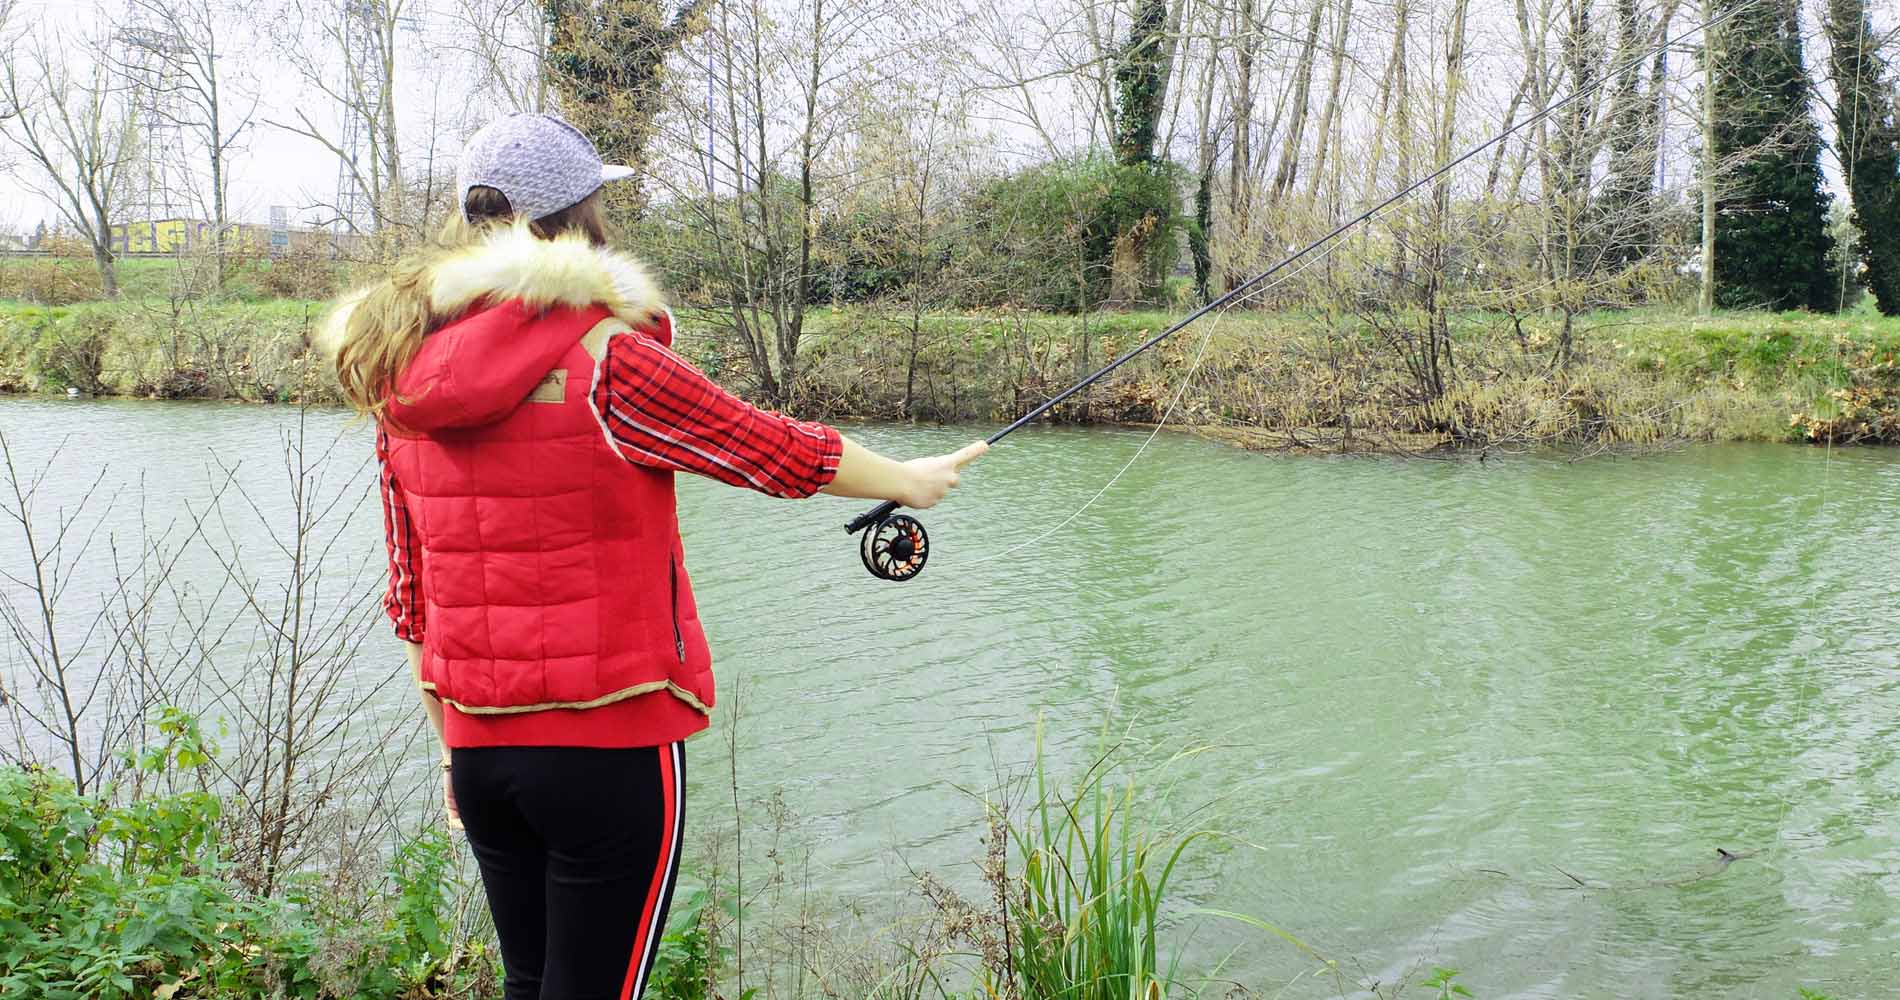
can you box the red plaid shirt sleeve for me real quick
[590,330,843,498]
[376,429,426,642]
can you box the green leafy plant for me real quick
[0,707,496,1000]
[647,885,737,1000]
[1421,967,1475,999]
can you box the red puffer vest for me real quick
[347,225,713,748]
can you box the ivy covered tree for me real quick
[1103,0,1182,305]
[1708,0,1838,311]
[1827,0,1900,315]
[544,0,708,220]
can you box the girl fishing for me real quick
[319,112,985,1000]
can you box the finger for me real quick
[951,441,989,469]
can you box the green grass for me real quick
[0,254,340,306]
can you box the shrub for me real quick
[29,311,112,393]
[253,244,341,301]
[0,710,497,1000]
[645,886,730,1000]
[39,234,94,259]
[0,259,106,305]
[961,155,1184,312]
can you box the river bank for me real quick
[4,296,1899,448]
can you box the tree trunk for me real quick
[1699,0,1717,314]
[1191,22,1222,303]
[1425,0,1470,397]
[1269,0,1325,202]
[1516,0,1557,292]
[208,58,227,288]
[1110,0,1173,303]
[1486,74,1530,197]
[1391,0,1412,280]
[1154,0,1189,151]
[783,0,822,402]
[1224,0,1257,292]
[1305,0,1355,207]
[92,243,119,299]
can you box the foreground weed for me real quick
[922,717,1216,1000]
[1419,967,1474,999]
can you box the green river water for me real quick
[2,396,1897,998]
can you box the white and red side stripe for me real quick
[376,429,426,642]
[621,740,685,1000]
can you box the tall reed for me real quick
[988,719,1210,1000]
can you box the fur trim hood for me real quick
[320,224,672,431]
[318,223,669,359]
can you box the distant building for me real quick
[107,218,353,256]
[0,233,27,252]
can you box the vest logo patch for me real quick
[530,369,568,404]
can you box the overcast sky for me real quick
[1,0,509,233]
[1,0,1866,240]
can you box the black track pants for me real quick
[450,743,686,1000]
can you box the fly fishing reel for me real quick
[858,513,929,581]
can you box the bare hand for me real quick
[442,766,464,832]
[899,441,988,510]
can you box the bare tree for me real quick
[833,77,976,419]
[266,0,414,243]
[1267,0,1324,203]
[1188,1,1226,301]
[0,434,226,796]
[448,0,552,113]
[660,0,928,406]
[191,413,406,893]
[108,0,259,283]
[1699,0,1718,313]
[1303,0,1354,210]
[0,27,138,296]
[1224,0,1260,291]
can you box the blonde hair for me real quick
[324,188,610,423]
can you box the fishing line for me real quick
[955,202,1401,570]
[1768,57,1862,846]
[1762,10,1869,849]
[844,0,1774,581]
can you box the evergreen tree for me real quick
[1826,0,1900,315]
[1708,0,1837,311]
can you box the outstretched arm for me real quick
[588,327,984,504]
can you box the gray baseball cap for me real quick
[457,113,636,222]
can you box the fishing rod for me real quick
[846,0,1756,581]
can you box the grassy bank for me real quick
[776,303,1900,447]
[5,291,1900,447]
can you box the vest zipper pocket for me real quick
[669,556,685,663]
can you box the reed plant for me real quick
[947,719,1212,1000]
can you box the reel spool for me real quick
[859,514,929,581]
